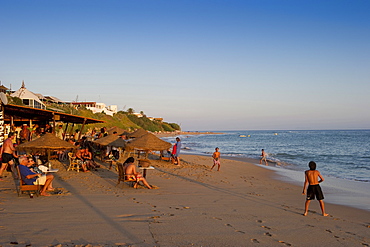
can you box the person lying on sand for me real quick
[124,157,152,189]
[18,155,55,196]
[302,161,329,216]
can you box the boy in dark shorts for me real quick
[302,161,329,216]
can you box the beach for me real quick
[0,154,369,247]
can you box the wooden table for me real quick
[138,166,155,178]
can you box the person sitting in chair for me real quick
[82,147,99,170]
[18,155,55,196]
[75,147,90,172]
[123,157,152,189]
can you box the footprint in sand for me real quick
[236,230,245,234]
[251,239,259,243]
[278,240,292,246]
[213,217,222,220]
[256,220,263,223]
[262,226,271,230]
[225,223,233,227]
[264,232,272,237]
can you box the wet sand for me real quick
[0,154,369,246]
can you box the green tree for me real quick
[127,108,134,114]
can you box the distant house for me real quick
[44,95,65,104]
[0,84,8,94]
[71,102,97,108]
[10,81,46,110]
[133,112,143,118]
[71,101,117,116]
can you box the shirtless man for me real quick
[0,132,18,180]
[259,149,268,166]
[302,161,329,216]
[211,147,221,171]
[124,157,152,189]
[75,148,89,172]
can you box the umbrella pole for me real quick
[47,149,51,169]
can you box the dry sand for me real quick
[0,154,369,247]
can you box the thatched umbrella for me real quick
[17,133,76,151]
[107,126,126,136]
[94,134,120,146]
[127,128,148,139]
[93,134,126,147]
[17,133,77,166]
[125,133,171,151]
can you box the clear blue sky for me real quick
[1,0,369,131]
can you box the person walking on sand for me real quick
[259,149,268,166]
[0,132,19,180]
[211,147,221,171]
[302,161,329,216]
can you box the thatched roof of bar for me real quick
[17,133,76,151]
[127,128,148,138]
[125,133,171,151]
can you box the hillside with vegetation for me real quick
[8,96,181,133]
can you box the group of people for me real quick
[210,147,329,216]
[18,155,55,196]
[75,147,99,172]
[2,130,329,215]
[0,131,55,196]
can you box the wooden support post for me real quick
[63,123,69,140]
[76,118,87,142]
[69,123,75,141]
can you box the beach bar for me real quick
[1,103,104,145]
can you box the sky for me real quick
[1,0,369,131]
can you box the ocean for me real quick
[162,130,370,211]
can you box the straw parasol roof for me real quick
[127,128,148,138]
[93,134,126,147]
[107,126,126,136]
[17,133,76,151]
[108,137,127,148]
[125,133,171,151]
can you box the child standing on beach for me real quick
[259,149,268,166]
[211,147,221,171]
[302,161,329,216]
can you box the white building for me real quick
[87,103,117,116]
[10,81,46,109]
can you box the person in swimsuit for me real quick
[124,157,152,189]
[259,149,268,166]
[302,161,329,216]
[0,132,18,180]
[211,147,221,171]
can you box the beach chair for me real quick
[16,166,42,197]
[116,163,136,188]
[67,152,81,172]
